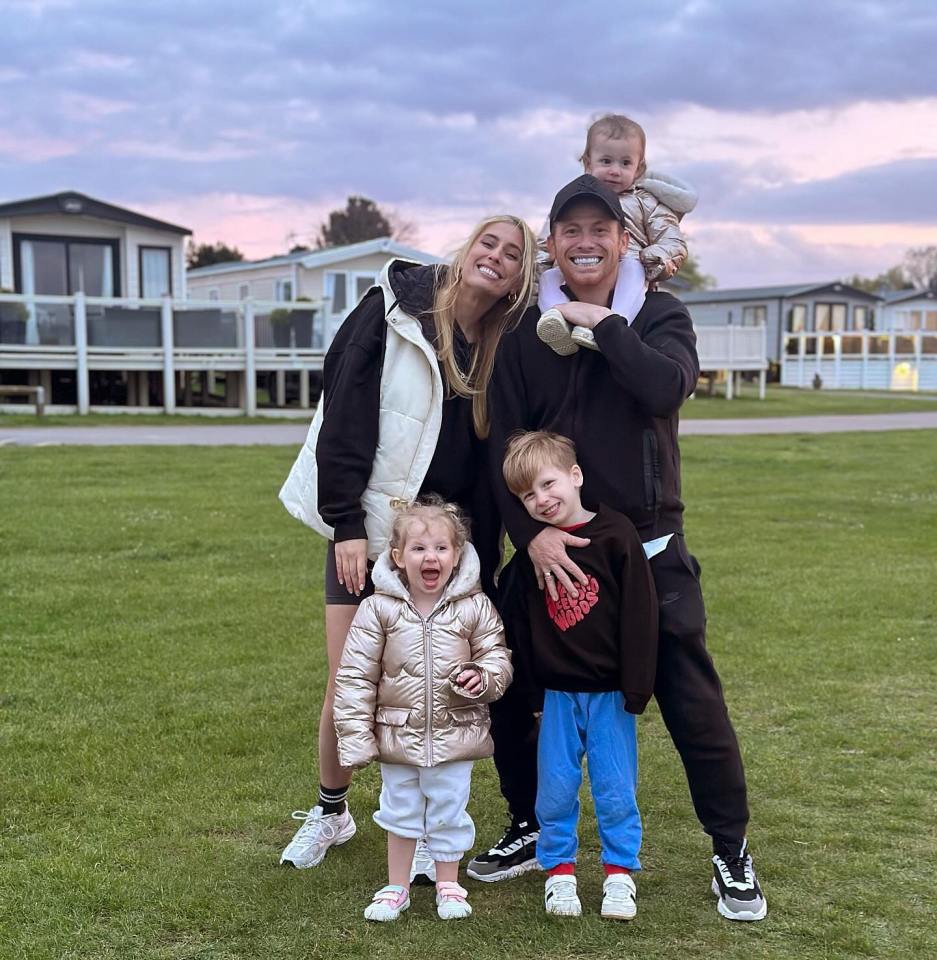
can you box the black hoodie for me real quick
[316,261,499,593]
[488,291,700,547]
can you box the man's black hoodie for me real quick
[488,291,699,547]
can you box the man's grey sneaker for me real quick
[279,805,356,869]
[601,873,637,920]
[537,309,579,356]
[544,874,582,916]
[570,326,600,351]
[466,818,540,882]
[711,839,767,921]
[409,836,437,886]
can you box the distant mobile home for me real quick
[679,282,883,366]
[186,237,447,346]
[0,190,189,301]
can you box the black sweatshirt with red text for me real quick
[524,505,658,714]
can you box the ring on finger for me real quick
[543,570,554,579]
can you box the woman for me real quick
[277,215,538,870]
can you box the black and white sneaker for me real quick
[711,839,767,921]
[466,819,540,882]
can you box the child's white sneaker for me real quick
[279,805,356,869]
[364,884,410,922]
[570,326,600,351]
[601,873,637,921]
[435,881,472,919]
[537,309,578,356]
[544,874,582,916]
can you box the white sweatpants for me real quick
[373,760,475,863]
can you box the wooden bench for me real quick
[0,384,45,415]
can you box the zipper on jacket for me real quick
[410,599,444,769]
[643,429,662,515]
[423,617,434,767]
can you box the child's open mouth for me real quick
[421,568,441,588]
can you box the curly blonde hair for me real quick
[389,494,470,555]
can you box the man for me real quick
[466,175,767,922]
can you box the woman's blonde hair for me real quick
[389,494,470,556]
[431,215,538,438]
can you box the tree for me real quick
[186,241,245,270]
[677,252,716,291]
[842,266,910,294]
[902,246,937,291]
[315,196,417,249]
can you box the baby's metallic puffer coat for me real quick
[333,542,512,769]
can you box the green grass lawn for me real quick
[3,386,937,428]
[1,435,935,959]
[680,385,937,418]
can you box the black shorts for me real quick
[324,540,375,605]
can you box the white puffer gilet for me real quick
[278,260,445,560]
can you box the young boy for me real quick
[501,431,658,920]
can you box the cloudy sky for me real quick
[3,0,936,287]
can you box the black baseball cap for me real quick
[548,174,626,229]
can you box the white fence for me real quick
[695,324,768,399]
[781,331,937,391]
[1,293,772,413]
[0,292,325,414]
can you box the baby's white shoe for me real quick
[570,326,600,351]
[537,308,578,356]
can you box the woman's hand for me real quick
[528,526,590,601]
[334,538,368,596]
[554,301,613,330]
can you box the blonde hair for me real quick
[580,113,648,180]
[389,494,470,555]
[502,431,578,497]
[432,215,538,438]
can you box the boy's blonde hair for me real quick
[580,113,648,180]
[432,215,539,439]
[389,494,470,554]
[502,431,578,497]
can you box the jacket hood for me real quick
[635,169,698,216]
[382,259,445,317]
[371,540,482,606]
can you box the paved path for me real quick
[679,411,937,435]
[3,412,937,446]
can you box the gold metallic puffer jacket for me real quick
[621,169,698,282]
[333,542,512,769]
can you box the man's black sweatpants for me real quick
[490,534,750,847]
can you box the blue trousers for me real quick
[535,690,641,870]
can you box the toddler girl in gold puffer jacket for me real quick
[334,498,512,922]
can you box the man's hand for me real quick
[528,526,591,601]
[553,301,613,330]
[334,538,368,596]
